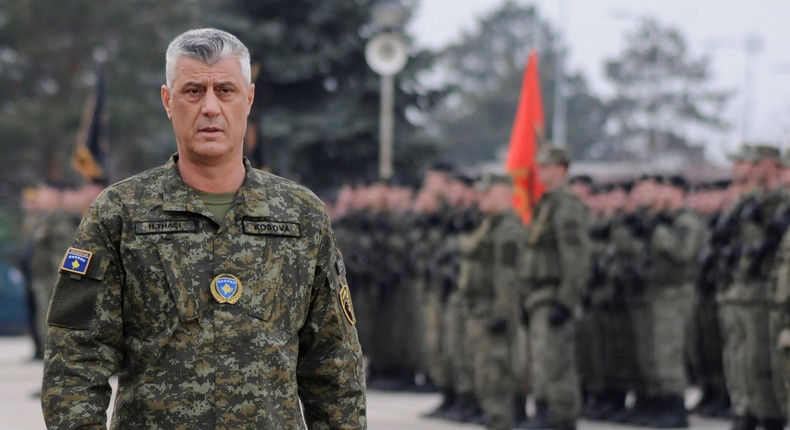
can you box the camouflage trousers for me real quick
[577,306,607,394]
[768,307,789,417]
[32,276,56,354]
[445,291,474,394]
[528,304,580,425]
[687,293,727,394]
[643,285,694,396]
[467,315,514,430]
[421,286,448,389]
[720,300,784,419]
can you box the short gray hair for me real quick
[165,28,252,87]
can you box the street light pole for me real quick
[366,0,409,182]
[379,74,395,180]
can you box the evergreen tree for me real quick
[0,0,196,201]
[198,0,444,192]
[429,0,607,165]
[602,18,731,165]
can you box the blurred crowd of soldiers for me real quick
[17,182,103,361]
[330,143,790,430]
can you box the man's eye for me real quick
[218,88,233,94]
[187,88,203,95]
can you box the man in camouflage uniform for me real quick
[41,29,366,429]
[766,149,790,424]
[718,145,786,430]
[639,175,706,428]
[28,183,103,360]
[439,173,486,424]
[459,173,525,429]
[520,145,590,430]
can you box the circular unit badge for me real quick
[211,274,243,304]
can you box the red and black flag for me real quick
[72,68,108,183]
[505,51,545,224]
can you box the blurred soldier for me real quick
[718,145,786,430]
[520,145,590,430]
[568,175,593,203]
[441,173,486,424]
[585,182,642,421]
[459,173,525,430]
[577,183,608,420]
[25,185,71,359]
[765,149,790,422]
[639,175,705,428]
[689,179,732,418]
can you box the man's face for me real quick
[161,56,254,164]
[537,163,566,190]
[731,160,752,184]
[779,166,790,189]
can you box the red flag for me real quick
[505,51,545,224]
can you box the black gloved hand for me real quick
[548,304,572,327]
[487,317,508,334]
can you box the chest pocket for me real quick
[232,231,311,331]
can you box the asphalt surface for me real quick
[0,336,733,429]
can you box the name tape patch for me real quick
[61,247,93,276]
[135,220,198,235]
[242,220,301,237]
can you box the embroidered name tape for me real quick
[135,220,198,235]
[242,220,301,237]
[61,247,93,276]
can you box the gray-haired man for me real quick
[41,28,367,429]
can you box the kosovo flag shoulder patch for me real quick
[60,247,93,276]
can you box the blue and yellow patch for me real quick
[210,274,243,304]
[60,247,93,276]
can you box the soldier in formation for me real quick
[334,141,790,430]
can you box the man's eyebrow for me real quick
[181,81,206,88]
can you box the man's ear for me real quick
[161,85,172,118]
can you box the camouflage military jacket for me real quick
[726,188,788,302]
[489,210,525,321]
[42,156,366,429]
[521,186,591,311]
[644,209,706,288]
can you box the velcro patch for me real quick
[242,219,301,237]
[135,220,198,235]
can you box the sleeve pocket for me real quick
[47,256,109,330]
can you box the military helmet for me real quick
[476,172,512,192]
[750,144,780,162]
[536,144,570,166]
[726,145,754,162]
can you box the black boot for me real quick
[628,394,658,426]
[520,399,552,429]
[444,392,474,422]
[731,414,758,430]
[554,422,576,430]
[651,395,688,428]
[423,388,455,418]
[691,384,714,414]
[460,394,486,424]
[513,395,529,426]
[593,391,626,421]
[704,389,731,418]
[581,391,602,419]
[761,417,786,430]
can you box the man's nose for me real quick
[202,90,221,116]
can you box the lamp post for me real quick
[366,0,409,181]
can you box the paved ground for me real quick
[1,336,732,429]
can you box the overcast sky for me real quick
[408,0,790,162]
